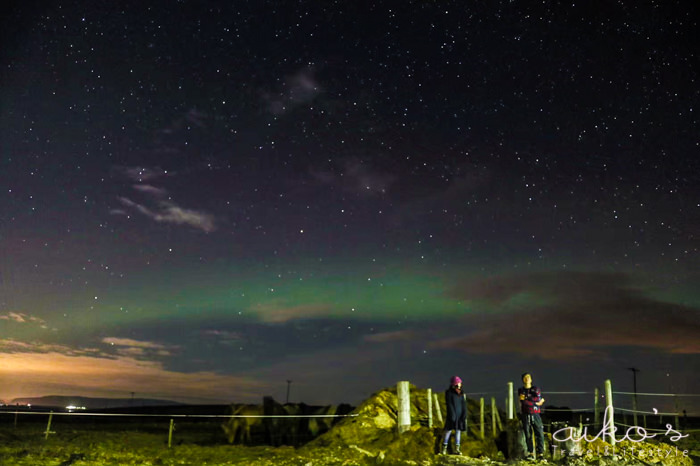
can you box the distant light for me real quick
[66,405,86,411]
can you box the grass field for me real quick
[2,407,698,466]
[0,413,381,466]
[0,424,370,466]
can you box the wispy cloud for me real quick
[310,158,396,197]
[112,167,217,233]
[0,312,49,329]
[201,329,244,346]
[0,339,99,356]
[102,337,168,349]
[127,200,216,233]
[102,337,175,357]
[252,301,333,323]
[264,68,320,115]
[115,166,170,182]
[432,271,700,359]
[159,108,208,135]
[364,330,415,343]
[132,184,168,197]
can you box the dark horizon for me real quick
[4,371,699,418]
[4,389,699,434]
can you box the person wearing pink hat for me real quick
[441,375,467,455]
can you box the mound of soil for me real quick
[302,384,502,464]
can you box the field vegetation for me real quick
[1,386,697,466]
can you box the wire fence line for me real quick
[2,381,698,425]
[614,391,700,397]
[0,407,362,446]
[1,381,698,451]
[615,407,677,416]
[0,410,359,419]
[544,407,594,412]
[544,391,592,395]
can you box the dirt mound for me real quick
[302,384,501,464]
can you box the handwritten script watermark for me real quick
[552,444,689,459]
[551,406,690,458]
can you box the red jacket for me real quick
[518,386,542,414]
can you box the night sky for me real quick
[1,1,698,414]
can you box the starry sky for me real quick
[1,1,698,413]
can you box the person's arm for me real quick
[461,394,468,424]
[533,387,545,406]
[520,388,536,410]
[518,387,544,409]
[446,392,456,420]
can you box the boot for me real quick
[441,444,448,455]
[455,444,462,455]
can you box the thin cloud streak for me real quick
[132,184,168,197]
[111,166,218,232]
[0,312,47,327]
[364,330,415,343]
[116,196,217,233]
[252,301,334,323]
[102,337,169,349]
[102,337,176,357]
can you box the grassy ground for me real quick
[0,421,385,466]
[1,414,697,466]
[0,429,369,466]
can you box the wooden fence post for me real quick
[44,411,54,440]
[507,382,514,420]
[434,393,443,424]
[168,418,175,448]
[594,387,600,429]
[604,379,615,447]
[491,397,498,437]
[480,397,485,439]
[397,381,411,434]
[427,388,433,428]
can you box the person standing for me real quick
[441,375,467,455]
[518,372,545,460]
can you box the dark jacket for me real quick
[518,385,543,414]
[444,387,468,431]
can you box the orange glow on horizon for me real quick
[0,351,263,404]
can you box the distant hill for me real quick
[10,395,184,410]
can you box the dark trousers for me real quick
[522,413,544,455]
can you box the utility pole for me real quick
[628,368,640,426]
[286,380,292,403]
